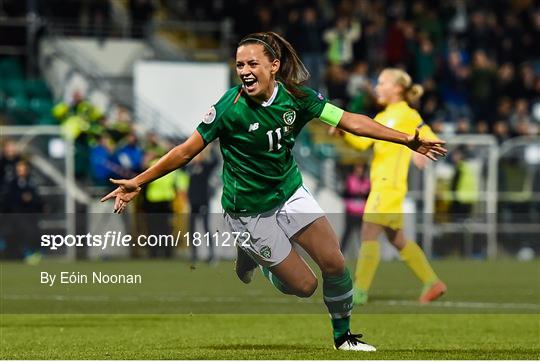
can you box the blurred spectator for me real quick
[254,6,275,32]
[385,18,408,66]
[414,34,437,83]
[513,119,533,137]
[143,156,185,259]
[3,160,44,262]
[495,97,514,123]
[53,90,103,141]
[143,132,168,158]
[108,106,133,142]
[447,0,468,36]
[413,4,444,51]
[497,13,525,65]
[323,16,360,67]
[476,120,489,135]
[363,14,386,68]
[186,149,218,264]
[497,63,520,101]
[0,139,21,190]
[431,119,446,135]
[325,64,349,108]
[441,49,471,120]
[88,0,111,38]
[467,11,497,55]
[493,120,511,144]
[129,0,156,38]
[287,7,325,90]
[340,163,370,256]
[347,62,375,114]
[517,64,536,100]
[510,99,532,129]
[469,50,498,124]
[112,132,144,179]
[90,134,114,186]
[450,148,478,221]
[531,78,540,124]
[419,79,443,123]
[456,117,471,134]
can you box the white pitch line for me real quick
[2,294,540,310]
[371,299,540,310]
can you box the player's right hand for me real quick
[100,178,141,214]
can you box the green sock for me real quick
[331,317,351,340]
[323,268,353,339]
[260,266,291,295]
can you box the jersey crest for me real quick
[282,110,296,125]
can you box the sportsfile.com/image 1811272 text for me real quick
[40,231,253,251]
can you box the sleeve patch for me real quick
[202,106,217,124]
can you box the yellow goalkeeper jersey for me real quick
[344,101,436,192]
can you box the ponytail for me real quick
[381,68,424,105]
[405,84,424,104]
[239,32,310,97]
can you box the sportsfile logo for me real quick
[40,231,252,250]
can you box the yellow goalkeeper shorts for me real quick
[363,188,407,230]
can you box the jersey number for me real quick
[266,128,283,152]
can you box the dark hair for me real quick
[238,32,310,97]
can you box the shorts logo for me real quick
[282,110,296,125]
[317,92,324,101]
[202,106,216,124]
[260,245,272,259]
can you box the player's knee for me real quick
[320,253,345,276]
[295,276,318,298]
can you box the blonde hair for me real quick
[382,68,424,104]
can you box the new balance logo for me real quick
[248,122,259,132]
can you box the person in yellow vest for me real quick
[341,68,447,305]
[450,147,479,221]
[144,157,188,258]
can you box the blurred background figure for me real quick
[142,152,186,259]
[340,163,370,257]
[3,160,44,263]
[0,140,22,198]
[323,16,361,68]
[450,147,479,222]
[187,148,218,264]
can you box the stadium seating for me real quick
[0,58,54,125]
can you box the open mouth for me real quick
[242,78,258,92]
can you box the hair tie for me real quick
[239,37,278,59]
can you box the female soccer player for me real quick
[101,33,446,351]
[342,68,448,306]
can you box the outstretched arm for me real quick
[336,111,447,160]
[100,131,207,213]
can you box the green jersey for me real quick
[196,82,327,213]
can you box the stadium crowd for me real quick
[181,0,540,138]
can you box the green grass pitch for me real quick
[1,259,539,359]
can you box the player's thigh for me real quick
[270,248,318,297]
[293,216,345,277]
[360,221,384,240]
[383,227,407,250]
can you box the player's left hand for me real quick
[406,128,447,161]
